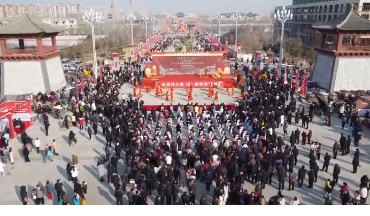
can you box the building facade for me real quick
[0,3,80,19]
[274,0,370,45]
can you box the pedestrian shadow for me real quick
[27,184,36,204]
[56,165,69,180]
[78,130,89,140]
[61,135,69,143]
[63,181,75,202]
[95,135,105,145]
[62,155,70,163]
[97,186,115,204]
[39,126,45,134]
[14,185,22,203]
[92,148,104,158]
[83,165,100,181]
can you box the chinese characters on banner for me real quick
[157,81,225,88]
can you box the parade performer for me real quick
[170,86,174,102]
[133,84,143,98]
[155,86,163,97]
[213,91,219,102]
[166,90,170,101]
[208,83,214,97]
[187,89,193,103]
[228,87,234,96]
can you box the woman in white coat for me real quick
[280,114,285,127]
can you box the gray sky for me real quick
[4,0,292,14]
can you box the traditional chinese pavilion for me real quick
[0,14,67,97]
[311,11,370,92]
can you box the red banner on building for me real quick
[99,65,103,81]
[155,80,236,89]
[300,77,308,96]
[295,72,300,88]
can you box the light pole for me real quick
[232,12,242,53]
[216,14,222,35]
[150,17,156,34]
[83,8,102,80]
[209,17,213,33]
[127,12,136,45]
[143,16,150,39]
[274,6,293,74]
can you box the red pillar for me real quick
[337,34,343,51]
[36,38,43,55]
[51,36,57,51]
[0,39,7,55]
[6,114,14,139]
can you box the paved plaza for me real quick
[0,95,370,205]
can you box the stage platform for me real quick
[141,74,237,89]
[120,83,240,110]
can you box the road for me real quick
[0,98,369,205]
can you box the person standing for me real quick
[114,186,124,205]
[288,170,297,191]
[332,142,340,159]
[283,121,288,135]
[301,131,307,145]
[297,165,306,188]
[111,155,118,174]
[44,119,50,136]
[307,130,312,144]
[54,179,63,202]
[352,148,360,174]
[52,139,59,156]
[34,138,41,154]
[340,134,347,156]
[321,153,331,172]
[19,185,28,205]
[292,146,299,165]
[308,169,314,188]
[346,135,351,155]
[8,147,14,164]
[333,164,340,183]
[107,162,113,184]
[87,125,93,141]
[290,132,295,147]
[22,146,30,162]
[71,166,78,183]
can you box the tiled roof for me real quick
[312,11,370,31]
[0,14,62,35]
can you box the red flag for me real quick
[99,65,103,81]
[284,68,288,84]
[300,77,308,96]
[275,65,280,80]
[74,82,78,98]
[295,72,299,88]
[80,75,84,91]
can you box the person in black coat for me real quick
[292,146,299,165]
[106,131,113,147]
[308,169,314,188]
[165,182,173,205]
[321,153,331,172]
[111,155,118,173]
[114,186,124,205]
[298,165,306,188]
[20,185,28,205]
[22,146,30,162]
[200,195,207,205]
[352,148,360,173]
[115,144,121,159]
[333,164,340,183]
[107,162,113,183]
[313,163,319,182]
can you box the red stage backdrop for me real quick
[147,52,226,75]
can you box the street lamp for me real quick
[232,12,242,53]
[274,6,293,75]
[143,16,150,40]
[127,12,136,45]
[209,17,214,33]
[216,14,222,35]
[150,17,156,34]
[83,8,103,81]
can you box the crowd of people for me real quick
[2,30,368,205]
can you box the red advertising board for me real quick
[149,52,226,75]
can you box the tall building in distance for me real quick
[0,3,81,19]
[274,0,370,45]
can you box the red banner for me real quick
[155,80,236,89]
[276,65,280,80]
[300,77,307,96]
[99,65,103,81]
[80,75,84,91]
[295,72,299,88]
[151,54,225,75]
[284,68,287,84]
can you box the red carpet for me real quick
[141,74,237,89]
[143,104,235,111]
